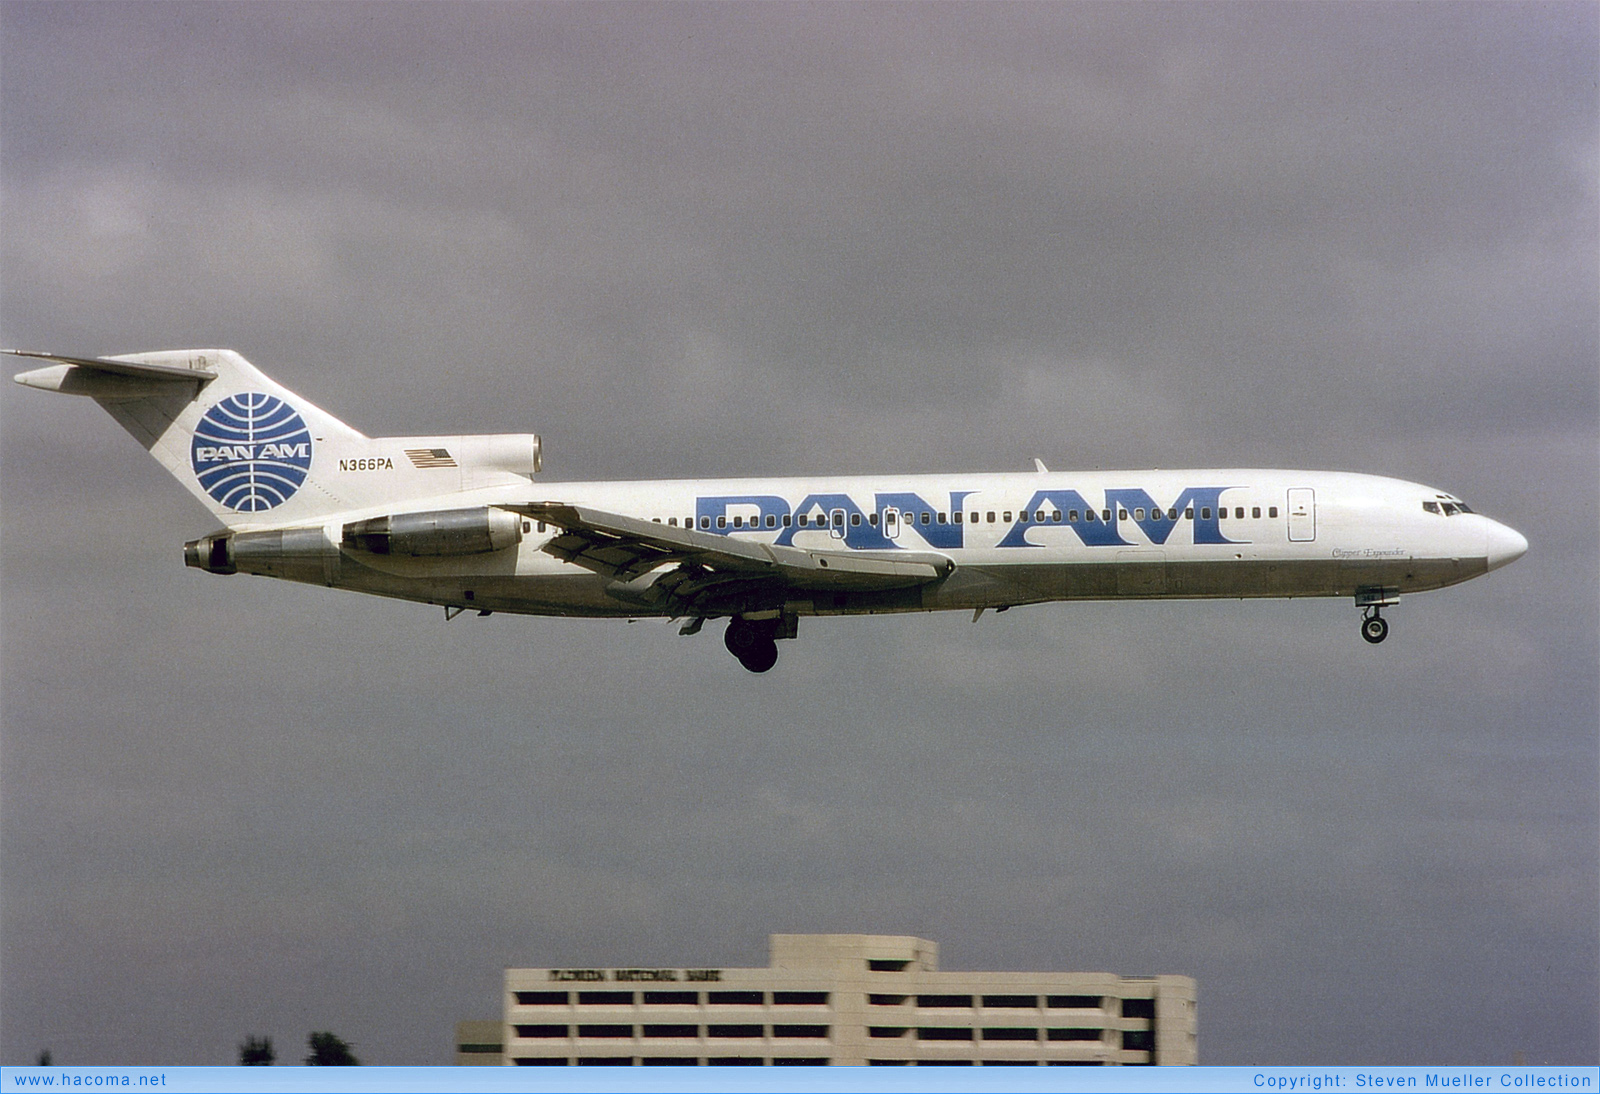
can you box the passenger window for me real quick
[700,517,711,529]
[732,516,742,528]
[1051,511,1062,523]
[783,515,792,527]
[1102,510,1111,522]
[767,515,777,528]
[1119,510,1128,520]
[936,513,946,524]
[1199,508,1209,520]
[1268,507,1278,518]
[798,514,809,527]
[1168,508,1178,520]
[920,512,930,525]
[668,518,677,526]
[718,516,728,528]
[1252,507,1261,519]
[953,512,963,524]
[1003,512,1013,522]
[1134,508,1145,520]
[1019,511,1030,523]
[851,513,861,526]
[870,513,880,525]
[1235,507,1245,519]
[987,512,996,523]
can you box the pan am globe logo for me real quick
[191,393,314,511]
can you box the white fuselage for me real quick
[311,468,1525,620]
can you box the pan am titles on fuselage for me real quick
[11,349,1528,672]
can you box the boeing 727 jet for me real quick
[12,349,1528,672]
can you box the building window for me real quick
[868,959,911,972]
[707,1025,762,1038]
[513,1025,567,1038]
[643,991,699,1005]
[981,1027,1039,1041]
[642,1058,698,1066]
[642,1025,697,1039]
[577,1025,631,1038]
[916,1027,974,1040]
[708,991,764,1005]
[868,994,908,1006]
[1123,1030,1154,1051]
[1122,999,1156,1019]
[577,1056,631,1065]
[982,995,1037,1008]
[1047,1028,1104,1041]
[773,1057,830,1065]
[513,1057,568,1065]
[916,994,973,1008]
[773,991,829,1005]
[514,991,568,1006]
[707,1057,764,1065]
[869,1027,910,1038]
[1047,995,1102,1010]
[773,1025,829,1038]
[578,991,632,1006]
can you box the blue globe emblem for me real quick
[191,393,314,511]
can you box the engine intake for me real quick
[341,506,523,557]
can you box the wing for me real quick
[504,501,954,617]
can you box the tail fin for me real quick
[13,349,367,529]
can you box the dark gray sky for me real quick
[2,1,1595,1066]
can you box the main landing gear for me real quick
[725,617,780,673]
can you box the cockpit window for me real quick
[1423,501,1441,514]
[1424,498,1474,516]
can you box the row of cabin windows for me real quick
[515,990,827,1007]
[650,508,1279,530]
[514,1024,829,1039]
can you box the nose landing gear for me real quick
[1356,588,1397,645]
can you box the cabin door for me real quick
[1287,488,1316,542]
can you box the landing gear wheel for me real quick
[739,637,779,673]
[1361,614,1389,644]
[725,619,780,672]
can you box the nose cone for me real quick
[1484,520,1529,572]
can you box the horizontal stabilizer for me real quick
[9,349,217,384]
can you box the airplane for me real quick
[11,348,1528,672]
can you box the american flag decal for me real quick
[405,448,458,468]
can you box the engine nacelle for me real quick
[341,506,523,557]
[457,433,542,476]
[185,525,338,583]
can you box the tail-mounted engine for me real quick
[186,507,524,581]
[340,507,523,556]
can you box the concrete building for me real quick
[497,934,1196,1066]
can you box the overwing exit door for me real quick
[1287,488,1316,541]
